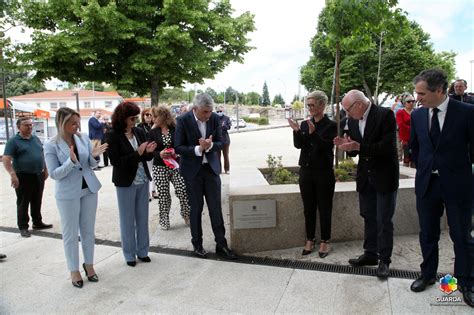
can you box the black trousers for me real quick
[358,181,397,263]
[15,173,45,230]
[184,164,227,249]
[217,143,230,173]
[299,168,335,241]
[416,174,473,286]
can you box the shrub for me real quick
[242,116,269,125]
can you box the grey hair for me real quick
[307,90,328,105]
[414,69,448,94]
[53,107,81,142]
[400,92,414,104]
[193,93,214,109]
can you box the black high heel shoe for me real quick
[302,239,315,256]
[82,263,99,282]
[318,240,330,258]
[72,280,83,288]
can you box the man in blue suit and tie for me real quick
[409,69,474,307]
[175,93,236,259]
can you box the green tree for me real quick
[292,100,304,110]
[246,91,261,105]
[272,93,284,106]
[205,87,218,101]
[225,86,238,104]
[84,82,105,92]
[10,0,255,105]
[261,81,270,106]
[5,72,47,97]
[301,1,455,105]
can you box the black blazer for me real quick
[175,111,222,180]
[147,127,176,167]
[346,104,399,193]
[293,115,337,170]
[106,127,153,187]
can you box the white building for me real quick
[10,90,123,135]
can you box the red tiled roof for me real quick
[10,90,122,99]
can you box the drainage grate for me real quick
[0,226,445,280]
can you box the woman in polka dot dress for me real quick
[148,106,190,230]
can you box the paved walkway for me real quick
[0,127,469,313]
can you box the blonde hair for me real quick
[53,107,81,142]
[151,106,176,128]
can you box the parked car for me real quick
[230,117,246,128]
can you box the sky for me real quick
[6,0,474,101]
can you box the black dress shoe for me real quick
[376,261,390,279]
[0,254,6,260]
[410,277,436,292]
[32,223,53,230]
[193,246,208,258]
[348,254,378,266]
[72,280,83,288]
[138,256,151,263]
[460,286,474,308]
[216,246,237,260]
[20,229,31,238]
[82,263,99,282]
[126,261,137,267]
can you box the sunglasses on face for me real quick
[216,110,222,113]
[405,100,415,103]
[144,113,152,117]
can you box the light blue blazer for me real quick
[44,133,101,200]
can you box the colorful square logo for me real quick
[439,274,457,294]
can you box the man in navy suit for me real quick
[334,90,399,280]
[409,69,474,308]
[175,93,236,259]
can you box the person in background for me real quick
[44,108,107,288]
[216,105,232,174]
[88,110,105,169]
[107,102,157,267]
[449,79,474,104]
[148,106,190,230]
[396,93,415,167]
[334,89,399,280]
[3,117,52,238]
[391,95,404,114]
[137,108,158,200]
[102,116,112,167]
[175,93,236,259]
[288,90,337,258]
[179,104,189,116]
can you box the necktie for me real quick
[430,108,440,146]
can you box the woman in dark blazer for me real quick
[107,102,157,267]
[147,106,190,230]
[288,91,337,258]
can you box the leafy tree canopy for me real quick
[8,0,255,105]
[272,93,284,106]
[5,72,47,97]
[301,0,455,104]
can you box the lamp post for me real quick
[1,66,9,140]
[72,92,80,112]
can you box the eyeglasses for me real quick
[306,103,317,108]
[216,110,222,113]
[144,113,152,117]
[343,100,358,113]
[405,100,415,103]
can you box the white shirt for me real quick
[193,112,213,163]
[358,103,371,138]
[429,96,449,131]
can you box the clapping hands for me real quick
[92,143,108,158]
[199,135,213,152]
[333,135,360,152]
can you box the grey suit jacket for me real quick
[44,133,101,200]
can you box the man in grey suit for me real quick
[175,93,236,259]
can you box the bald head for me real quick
[341,90,369,119]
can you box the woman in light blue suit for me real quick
[44,108,107,288]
